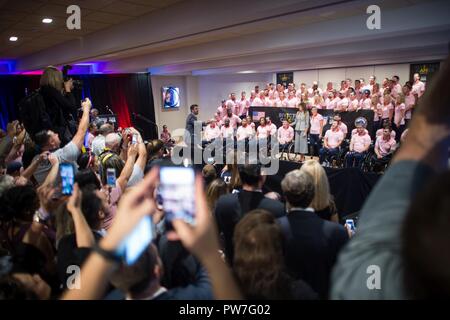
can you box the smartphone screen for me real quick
[60,163,74,195]
[117,215,154,265]
[345,219,356,234]
[132,134,138,145]
[106,168,116,187]
[83,131,90,149]
[160,166,195,230]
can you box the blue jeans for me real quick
[309,134,321,156]
[346,151,366,168]
[319,147,339,163]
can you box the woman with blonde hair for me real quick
[291,103,309,162]
[206,178,229,212]
[299,159,339,222]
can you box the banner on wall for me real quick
[276,72,294,87]
[249,106,374,139]
[410,62,440,83]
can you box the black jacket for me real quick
[281,209,348,299]
[214,190,286,264]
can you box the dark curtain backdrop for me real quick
[0,73,157,140]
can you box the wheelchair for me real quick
[279,141,297,161]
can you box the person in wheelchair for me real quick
[277,120,294,152]
[371,127,397,172]
[203,119,221,147]
[319,120,344,166]
[345,124,372,168]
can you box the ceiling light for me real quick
[238,70,256,74]
[42,18,53,24]
[9,36,18,42]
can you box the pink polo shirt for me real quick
[223,114,241,129]
[351,133,371,153]
[381,103,393,119]
[359,98,372,110]
[257,125,269,139]
[204,125,221,141]
[286,97,299,108]
[375,136,397,157]
[251,97,264,106]
[220,126,234,139]
[373,103,382,121]
[274,98,287,108]
[325,129,344,148]
[351,128,369,137]
[394,103,406,126]
[336,98,349,111]
[376,129,396,139]
[338,122,348,135]
[347,99,359,111]
[236,125,254,141]
[412,81,425,97]
[277,126,294,144]
[404,93,415,120]
[328,97,340,110]
[237,99,249,115]
[310,113,324,135]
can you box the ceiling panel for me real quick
[101,2,157,16]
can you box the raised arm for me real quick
[116,144,138,192]
[72,98,92,150]
[67,184,95,248]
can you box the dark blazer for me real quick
[214,190,286,264]
[281,209,348,299]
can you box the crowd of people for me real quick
[0,58,448,301]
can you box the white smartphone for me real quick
[345,219,356,234]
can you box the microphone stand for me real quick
[132,112,159,138]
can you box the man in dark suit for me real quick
[280,169,348,299]
[214,163,286,265]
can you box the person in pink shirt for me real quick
[371,94,382,135]
[237,91,250,117]
[277,120,294,150]
[328,90,341,110]
[324,92,334,110]
[214,111,223,127]
[265,117,277,136]
[274,91,287,107]
[393,94,406,139]
[380,94,394,124]
[223,109,242,129]
[246,116,256,131]
[286,91,299,108]
[236,118,254,141]
[403,83,417,127]
[225,93,238,114]
[375,121,396,140]
[311,94,324,110]
[372,127,397,172]
[249,91,256,105]
[336,91,348,112]
[412,73,426,98]
[322,82,334,100]
[391,76,402,99]
[307,81,322,98]
[256,117,270,152]
[319,120,344,165]
[347,92,359,112]
[203,120,221,142]
[251,92,264,106]
[345,124,371,168]
[333,114,348,137]
[358,90,372,110]
[309,107,324,157]
[217,100,228,118]
[220,118,235,140]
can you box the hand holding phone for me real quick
[60,163,75,195]
[106,168,116,187]
[345,219,356,236]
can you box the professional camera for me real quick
[62,65,83,90]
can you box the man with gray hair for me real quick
[91,123,114,156]
[105,132,122,154]
[280,168,348,299]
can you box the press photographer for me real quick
[19,66,80,147]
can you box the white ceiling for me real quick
[2,0,449,74]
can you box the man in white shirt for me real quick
[217,100,228,118]
[412,73,426,97]
[236,118,254,141]
[92,123,114,156]
[225,93,238,114]
[308,81,323,98]
[336,91,349,112]
[203,120,221,142]
[237,91,250,117]
[220,118,235,140]
[277,120,294,150]
[391,76,402,98]
[265,117,277,136]
[319,120,344,165]
[223,109,242,129]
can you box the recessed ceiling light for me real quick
[238,70,256,74]
[9,36,18,41]
[42,18,53,24]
